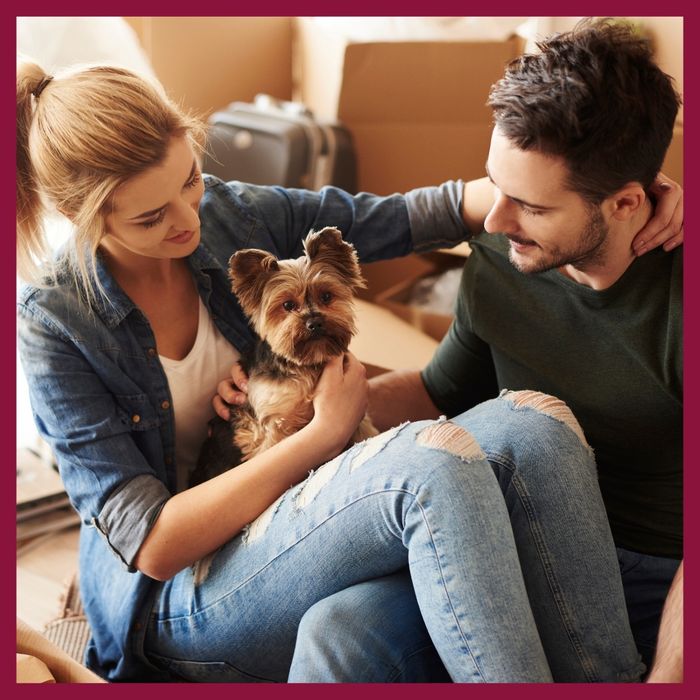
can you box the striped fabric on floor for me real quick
[42,572,90,665]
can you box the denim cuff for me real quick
[94,474,170,572]
[406,180,471,253]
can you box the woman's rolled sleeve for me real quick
[94,474,170,571]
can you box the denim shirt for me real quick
[17,176,468,681]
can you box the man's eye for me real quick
[521,205,543,217]
[283,300,297,312]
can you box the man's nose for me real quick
[484,194,518,235]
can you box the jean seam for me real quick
[409,486,486,682]
[505,460,598,682]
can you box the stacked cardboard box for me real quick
[294,19,523,194]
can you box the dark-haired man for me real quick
[290,18,683,682]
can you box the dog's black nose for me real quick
[306,316,324,333]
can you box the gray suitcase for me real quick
[202,94,357,192]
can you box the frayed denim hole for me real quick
[192,547,222,586]
[500,389,590,449]
[348,422,408,473]
[416,420,485,462]
[241,492,286,546]
[293,452,344,511]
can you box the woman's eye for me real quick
[320,292,332,304]
[142,210,166,228]
[283,300,297,312]
[185,171,202,189]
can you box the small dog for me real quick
[192,227,378,486]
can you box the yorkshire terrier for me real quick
[191,227,378,486]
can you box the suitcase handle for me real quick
[253,93,314,120]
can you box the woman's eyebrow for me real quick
[127,160,197,220]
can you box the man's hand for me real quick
[212,362,249,420]
[633,173,684,255]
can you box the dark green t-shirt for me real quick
[422,232,682,559]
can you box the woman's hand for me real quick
[311,352,369,453]
[633,173,684,255]
[212,362,249,420]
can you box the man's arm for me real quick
[646,560,683,683]
[368,369,441,432]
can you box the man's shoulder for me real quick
[469,231,511,258]
[462,232,521,289]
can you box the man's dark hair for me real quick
[487,18,682,203]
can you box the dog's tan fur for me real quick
[228,227,379,461]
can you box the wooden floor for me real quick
[17,526,80,631]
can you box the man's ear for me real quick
[607,183,647,222]
[303,227,366,291]
[228,249,279,318]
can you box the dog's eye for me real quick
[282,300,297,312]
[320,292,332,304]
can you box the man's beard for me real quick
[508,207,609,275]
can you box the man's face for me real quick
[484,128,609,274]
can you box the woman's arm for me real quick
[134,353,369,581]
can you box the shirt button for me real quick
[131,414,141,424]
[165,456,173,465]
[147,348,156,357]
[161,400,170,410]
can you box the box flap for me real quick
[338,40,519,124]
[351,299,437,371]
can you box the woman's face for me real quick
[102,135,204,261]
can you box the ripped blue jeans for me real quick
[143,391,644,683]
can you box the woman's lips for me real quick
[166,230,195,244]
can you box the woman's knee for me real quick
[498,390,590,449]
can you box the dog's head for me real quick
[228,227,366,366]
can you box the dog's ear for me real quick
[228,249,280,317]
[303,227,366,291]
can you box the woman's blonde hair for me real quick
[16,60,207,304]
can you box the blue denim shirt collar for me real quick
[91,242,225,329]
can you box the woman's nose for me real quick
[171,197,200,231]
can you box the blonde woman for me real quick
[17,59,682,683]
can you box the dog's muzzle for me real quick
[305,315,324,335]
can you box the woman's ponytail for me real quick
[17,60,52,283]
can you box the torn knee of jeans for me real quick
[416,420,485,462]
[500,389,589,448]
[192,549,219,586]
[241,492,286,546]
[293,453,343,510]
[348,423,406,473]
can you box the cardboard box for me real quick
[357,247,467,342]
[375,252,467,341]
[125,17,293,117]
[294,19,522,194]
[351,299,438,375]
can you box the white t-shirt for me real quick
[159,297,240,492]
